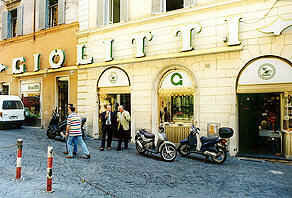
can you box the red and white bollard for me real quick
[16,139,23,179]
[46,146,53,192]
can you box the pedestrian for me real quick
[63,104,78,155]
[65,105,90,159]
[116,105,131,151]
[99,104,116,151]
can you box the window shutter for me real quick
[16,6,24,36]
[120,0,128,22]
[38,0,48,30]
[58,0,65,25]
[152,0,164,14]
[103,0,110,25]
[1,11,9,40]
[184,0,196,8]
[97,0,104,26]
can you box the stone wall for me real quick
[79,0,292,155]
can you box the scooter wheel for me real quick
[160,144,177,162]
[211,147,227,164]
[47,128,56,139]
[136,141,145,154]
[178,144,191,157]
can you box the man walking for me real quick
[65,105,90,159]
[64,104,77,155]
[117,105,131,151]
[100,105,115,151]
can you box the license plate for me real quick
[10,116,18,120]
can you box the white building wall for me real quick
[77,0,292,155]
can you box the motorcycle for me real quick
[47,108,87,140]
[178,125,234,164]
[135,126,177,162]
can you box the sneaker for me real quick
[99,147,104,151]
[81,154,91,159]
[64,152,77,155]
[65,156,73,159]
[107,147,112,150]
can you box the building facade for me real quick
[76,0,292,159]
[0,0,79,127]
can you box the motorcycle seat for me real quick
[141,131,155,139]
[200,136,218,143]
[180,138,188,144]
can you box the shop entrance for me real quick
[238,93,282,156]
[98,93,131,140]
[97,67,131,140]
[21,81,41,127]
[57,77,69,121]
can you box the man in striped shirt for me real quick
[65,105,90,159]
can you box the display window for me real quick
[160,95,193,123]
[21,81,41,127]
[0,83,9,95]
[159,70,194,125]
[158,70,195,143]
[283,92,292,131]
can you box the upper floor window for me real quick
[167,0,183,11]
[48,0,58,27]
[38,0,65,30]
[10,9,18,37]
[103,0,128,26]
[110,0,120,24]
[1,6,23,40]
[152,0,195,13]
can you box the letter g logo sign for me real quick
[170,72,183,86]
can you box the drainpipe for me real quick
[33,0,36,41]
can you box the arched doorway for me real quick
[237,55,292,159]
[97,67,131,139]
[158,69,196,143]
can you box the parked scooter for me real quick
[135,126,177,162]
[178,125,234,164]
[47,108,87,140]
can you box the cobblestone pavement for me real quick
[0,127,291,198]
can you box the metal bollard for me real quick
[16,139,23,179]
[47,146,53,192]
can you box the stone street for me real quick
[0,127,291,198]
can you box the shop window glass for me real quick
[22,94,41,127]
[48,0,58,27]
[2,100,23,110]
[283,93,292,131]
[0,84,9,95]
[160,95,193,123]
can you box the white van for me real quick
[0,95,25,128]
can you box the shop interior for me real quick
[22,93,41,127]
[159,94,194,143]
[159,95,193,124]
[57,77,69,121]
[98,92,131,140]
[21,82,41,127]
[238,93,283,156]
[0,83,9,95]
